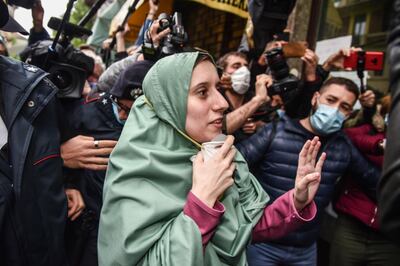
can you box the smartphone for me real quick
[343,51,384,71]
[274,32,290,42]
[282,42,308,58]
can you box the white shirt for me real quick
[0,114,7,149]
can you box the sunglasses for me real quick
[115,100,131,114]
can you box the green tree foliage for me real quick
[70,0,94,47]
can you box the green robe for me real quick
[98,52,269,266]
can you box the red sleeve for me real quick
[345,125,384,155]
[183,191,225,246]
[252,189,317,243]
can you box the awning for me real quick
[186,0,248,18]
[91,0,248,46]
[110,0,174,43]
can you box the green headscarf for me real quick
[98,52,269,266]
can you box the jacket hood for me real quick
[143,52,202,133]
[99,52,269,266]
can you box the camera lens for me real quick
[266,47,290,80]
[53,70,72,90]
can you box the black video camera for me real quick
[20,17,94,99]
[265,47,299,100]
[142,12,188,61]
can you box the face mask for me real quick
[276,109,285,118]
[384,113,389,126]
[230,66,251,95]
[112,101,126,125]
[310,102,345,135]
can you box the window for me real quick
[353,14,366,44]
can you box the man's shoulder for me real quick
[0,56,47,90]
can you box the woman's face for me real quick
[185,60,229,143]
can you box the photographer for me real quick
[109,0,160,61]
[216,52,272,142]
[28,0,51,46]
[259,39,324,120]
[96,19,169,93]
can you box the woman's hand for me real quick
[191,136,236,208]
[294,136,326,211]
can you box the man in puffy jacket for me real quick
[237,77,380,266]
[0,1,67,265]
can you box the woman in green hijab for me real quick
[98,52,326,266]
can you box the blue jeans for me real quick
[247,242,317,266]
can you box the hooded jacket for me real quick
[98,52,270,265]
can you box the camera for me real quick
[21,40,94,99]
[20,15,94,99]
[265,47,299,99]
[142,12,188,61]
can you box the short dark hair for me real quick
[216,51,247,71]
[320,77,360,100]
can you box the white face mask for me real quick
[230,66,251,95]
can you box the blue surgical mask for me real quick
[112,102,126,125]
[384,113,389,127]
[276,109,285,118]
[310,103,345,135]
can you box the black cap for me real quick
[110,60,154,101]
[0,1,29,35]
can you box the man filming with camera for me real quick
[216,51,273,142]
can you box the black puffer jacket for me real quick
[237,115,380,247]
[0,56,67,266]
[379,0,400,244]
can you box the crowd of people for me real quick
[0,0,399,266]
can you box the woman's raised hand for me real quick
[294,136,326,211]
[191,136,236,208]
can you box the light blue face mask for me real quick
[276,109,285,118]
[384,113,389,127]
[112,101,126,125]
[310,103,346,135]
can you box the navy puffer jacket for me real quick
[237,115,380,247]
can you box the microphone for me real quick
[48,17,92,38]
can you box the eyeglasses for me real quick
[116,100,131,114]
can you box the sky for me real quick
[13,0,70,34]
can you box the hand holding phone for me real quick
[282,42,308,58]
[343,51,384,71]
